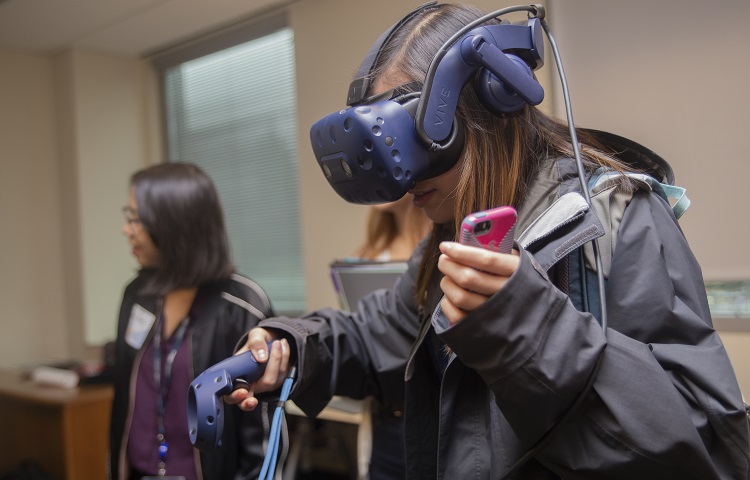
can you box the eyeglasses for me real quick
[122,206,141,230]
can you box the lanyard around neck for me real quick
[152,308,190,476]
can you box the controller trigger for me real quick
[232,377,250,392]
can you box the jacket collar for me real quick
[516,156,605,272]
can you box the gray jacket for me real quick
[261,133,749,479]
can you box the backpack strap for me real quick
[519,159,692,323]
[579,167,692,280]
[588,169,691,219]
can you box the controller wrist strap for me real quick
[259,366,297,480]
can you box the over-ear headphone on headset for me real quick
[309,2,545,204]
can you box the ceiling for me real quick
[0,0,291,57]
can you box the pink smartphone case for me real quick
[459,206,517,253]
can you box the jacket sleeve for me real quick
[232,278,276,479]
[436,190,750,479]
[258,249,424,417]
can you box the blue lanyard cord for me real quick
[258,366,297,480]
[152,311,190,474]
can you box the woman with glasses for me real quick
[109,162,274,480]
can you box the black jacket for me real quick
[109,271,274,480]
[259,134,750,479]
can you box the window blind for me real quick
[163,27,305,314]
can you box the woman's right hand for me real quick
[224,327,292,411]
[438,241,520,325]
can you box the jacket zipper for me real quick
[404,309,435,381]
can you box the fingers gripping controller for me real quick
[187,347,268,451]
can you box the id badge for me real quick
[125,303,156,349]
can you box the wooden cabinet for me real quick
[0,369,113,480]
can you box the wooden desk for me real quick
[0,369,113,480]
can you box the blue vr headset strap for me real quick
[347,1,440,106]
[417,20,544,143]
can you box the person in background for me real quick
[355,195,432,262]
[231,3,749,479]
[353,196,431,480]
[109,162,274,480]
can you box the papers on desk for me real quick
[30,366,79,389]
[330,260,408,311]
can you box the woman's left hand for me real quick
[437,241,520,325]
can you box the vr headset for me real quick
[309,2,545,204]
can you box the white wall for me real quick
[0,50,69,366]
[63,50,158,346]
[0,49,157,365]
[548,0,750,279]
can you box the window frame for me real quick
[151,12,306,315]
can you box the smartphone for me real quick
[459,206,517,253]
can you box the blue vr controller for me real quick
[187,348,267,451]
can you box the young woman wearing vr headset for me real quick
[228,3,749,478]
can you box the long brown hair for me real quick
[368,4,628,309]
